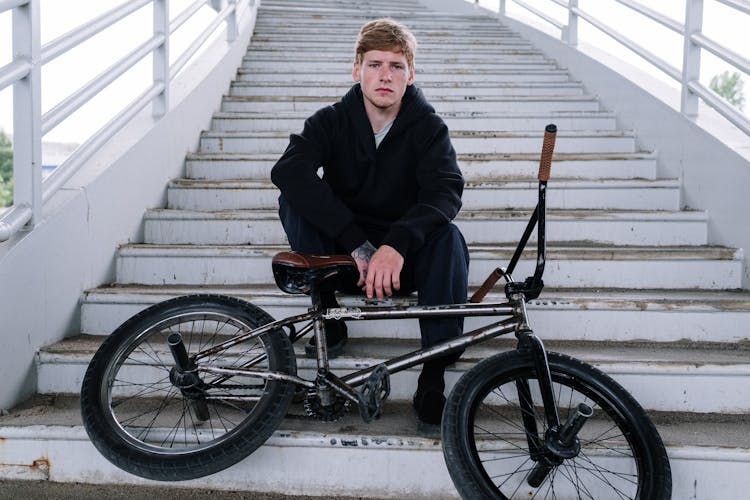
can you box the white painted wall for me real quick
[424,0,750,289]
[0,4,259,410]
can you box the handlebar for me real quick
[469,124,557,303]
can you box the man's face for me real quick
[353,49,414,112]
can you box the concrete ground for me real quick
[0,480,380,500]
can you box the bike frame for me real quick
[195,124,560,425]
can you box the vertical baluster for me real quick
[153,0,169,116]
[12,0,41,227]
[499,0,506,15]
[682,0,703,117]
[227,0,238,42]
[565,0,579,46]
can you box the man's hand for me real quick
[351,241,377,288]
[364,245,404,299]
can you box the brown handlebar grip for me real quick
[538,124,557,182]
[469,268,503,303]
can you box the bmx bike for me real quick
[80,125,672,499]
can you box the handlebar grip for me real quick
[469,267,503,303]
[538,124,557,182]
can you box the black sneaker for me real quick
[413,388,446,437]
[304,320,348,359]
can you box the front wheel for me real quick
[442,350,671,499]
[80,294,296,481]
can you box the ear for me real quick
[407,66,415,86]
[352,62,361,82]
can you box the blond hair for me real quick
[354,18,417,71]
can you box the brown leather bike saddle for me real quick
[272,251,359,295]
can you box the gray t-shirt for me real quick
[374,120,394,148]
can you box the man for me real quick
[271,18,469,430]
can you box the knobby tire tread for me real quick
[441,350,672,500]
[80,294,296,481]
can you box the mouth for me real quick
[375,87,393,93]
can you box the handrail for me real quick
[171,1,239,78]
[499,0,750,137]
[42,84,165,202]
[0,0,254,241]
[571,6,682,82]
[512,0,565,30]
[40,0,152,65]
[614,0,684,34]
[0,59,32,91]
[42,35,166,135]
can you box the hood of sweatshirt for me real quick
[340,84,435,154]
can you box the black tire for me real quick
[80,294,296,481]
[442,350,671,499]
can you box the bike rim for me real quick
[99,311,273,456]
[466,365,646,499]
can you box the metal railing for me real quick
[0,0,253,242]
[494,0,750,138]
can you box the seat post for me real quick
[309,283,330,372]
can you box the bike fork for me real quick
[514,310,593,487]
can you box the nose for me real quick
[378,66,392,81]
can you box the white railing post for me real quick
[565,0,579,46]
[12,0,41,227]
[499,0,506,15]
[682,0,703,117]
[153,0,169,116]
[227,0,238,42]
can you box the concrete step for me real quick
[2,395,747,498]
[113,244,743,289]
[198,130,637,155]
[143,208,706,247]
[247,31,524,41]
[228,80,587,97]
[248,40,539,53]
[242,50,545,63]
[184,152,659,181]
[250,16,518,32]
[219,95,598,114]
[165,178,681,211]
[35,336,750,414]
[240,58,556,73]
[235,68,572,83]
[80,285,750,344]
[211,110,617,132]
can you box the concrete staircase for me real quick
[2,0,749,498]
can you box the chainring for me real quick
[303,389,351,422]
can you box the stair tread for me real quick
[40,334,750,366]
[116,242,739,259]
[186,151,655,161]
[145,207,703,222]
[82,284,750,307]
[3,394,748,451]
[167,178,678,188]
[219,95,599,104]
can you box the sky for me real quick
[0,0,748,146]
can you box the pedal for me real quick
[357,364,390,423]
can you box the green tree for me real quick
[709,71,745,111]
[0,130,13,207]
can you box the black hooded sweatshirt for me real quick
[271,83,464,257]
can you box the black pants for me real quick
[278,196,470,350]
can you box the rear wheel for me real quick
[442,350,671,499]
[80,294,296,481]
